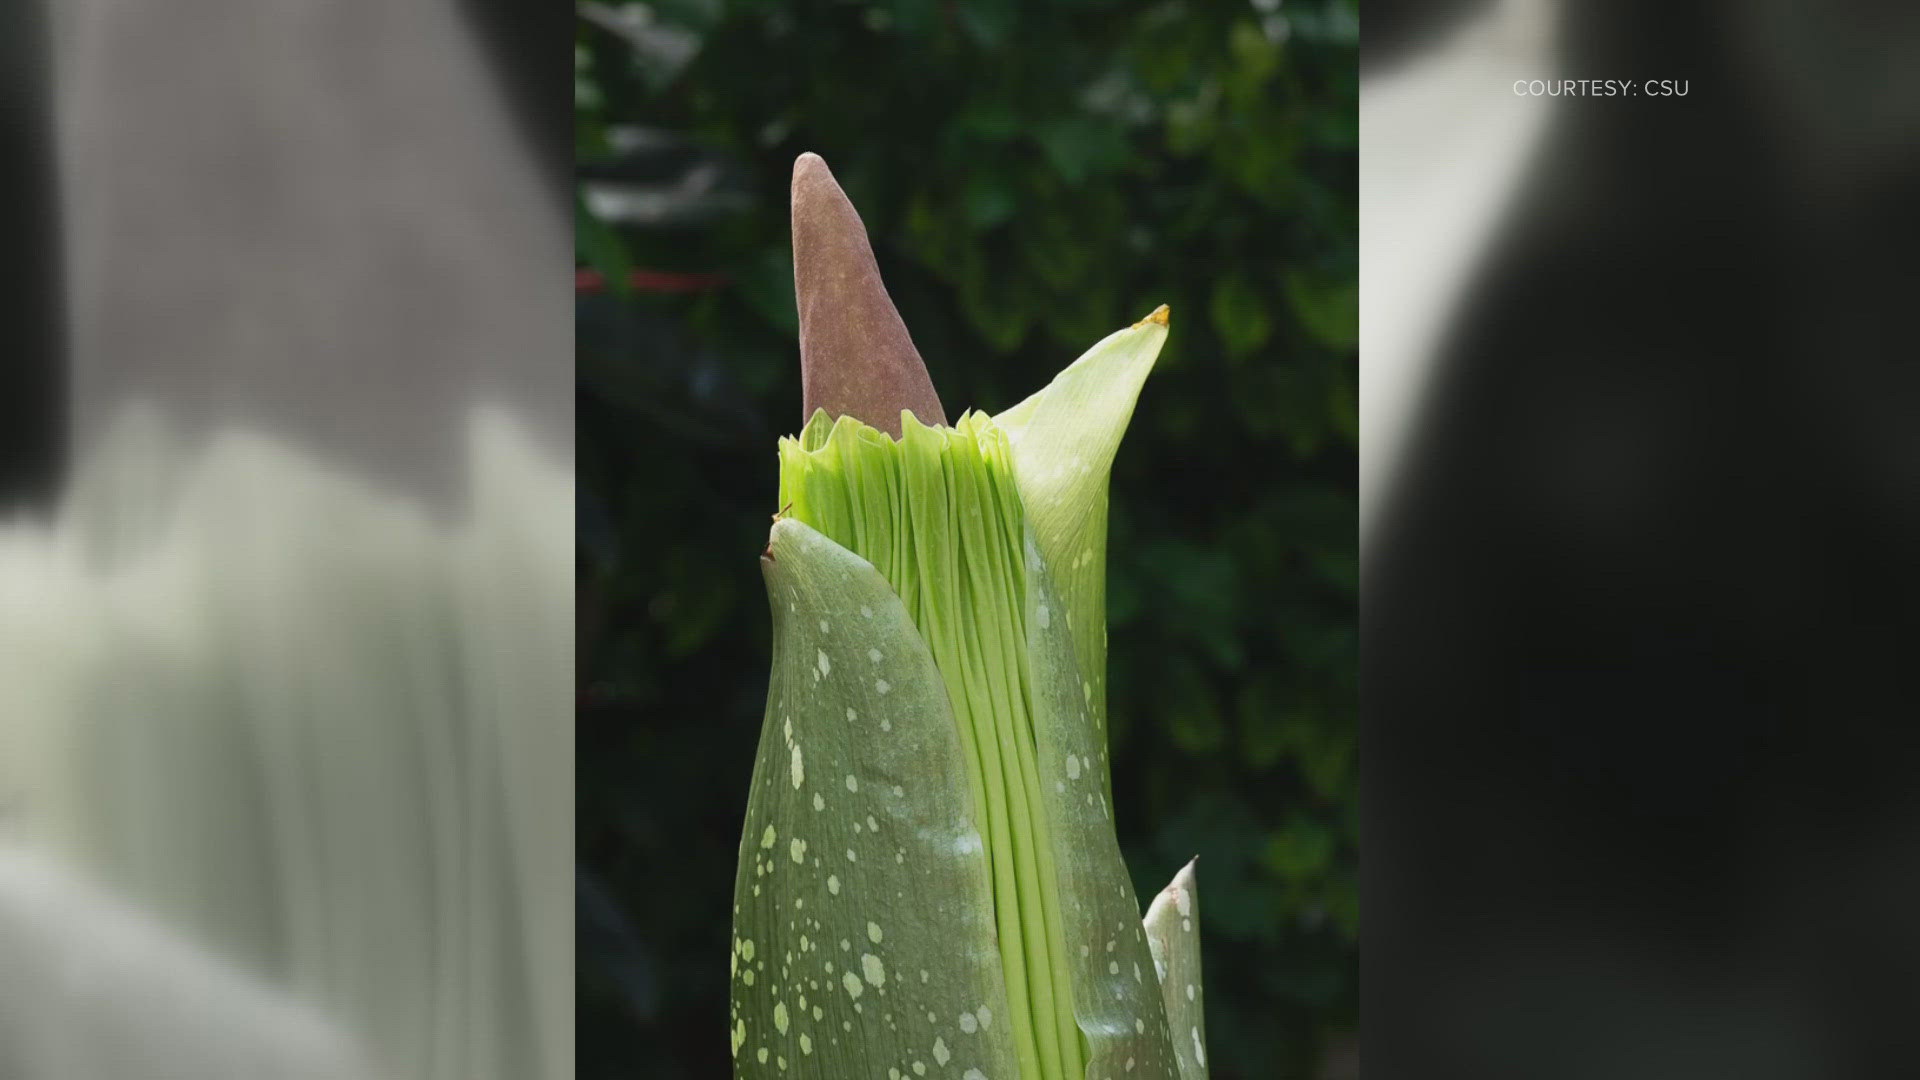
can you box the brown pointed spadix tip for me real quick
[791,152,946,438]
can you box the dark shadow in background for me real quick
[460,0,576,208]
[0,0,63,509]
[1367,2,1920,1077]
[1360,0,1492,74]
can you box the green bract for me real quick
[1144,859,1209,1080]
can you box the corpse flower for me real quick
[730,153,1208,1080]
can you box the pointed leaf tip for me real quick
[790,152,946,438]
[1144,858,1209,1080]
[1137,304,1171,328]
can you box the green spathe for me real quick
[734,311,1180,1079]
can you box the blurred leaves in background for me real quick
[575,1,1354,1076]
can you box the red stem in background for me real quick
[576,268,731,294]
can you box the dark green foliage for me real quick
[576,1,1354,1076]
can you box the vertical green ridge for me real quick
[996,312,1181,1077]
